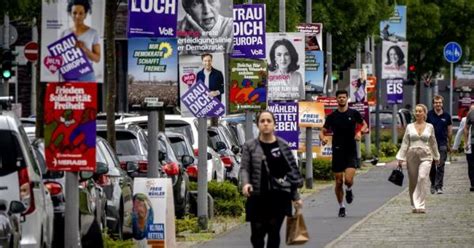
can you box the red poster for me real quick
[44,82,97,171]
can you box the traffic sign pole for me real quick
[443,42,462,117]
[450,62,453,117]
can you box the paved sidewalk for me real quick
[328,158,474,248]
[196,164,406,248]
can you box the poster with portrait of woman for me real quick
[41,0,105,82]
[266,33,306,101]
[382,41,408,79]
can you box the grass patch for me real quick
[103,231,134,248]
[379,156,396,163]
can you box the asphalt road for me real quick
[197,164,406,248]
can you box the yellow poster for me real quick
[299,102,325,128]
[298,129,332,160]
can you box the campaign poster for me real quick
[266,33,305,100]
[44,83,96,172]
[380,5,407,42]
[366,76,377,106]
[298,101,325,128]
[128,0,178,38]
[382,41,408,79]
[298,129,332,160]
[296,23,323,51]
[305,51,324,92]
[128,38,178,109]
[348,102,370,128]
[349,69,367,103]
[177,0,233,54]
[455,62,474,88]
[386,78,404,104]
[179,53,226,117]
[267,102,299,150]
[132,178,176,248]
[47,34,94,81]
[41,0,105,82]
[229,58,267,113]
[232,4,266,59]
[181,80,225,117]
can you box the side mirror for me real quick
[216,141,227,151]
[95,162,109,175]
[9,200,27,214]
[79,171,94,181]
[181,155,195,167]
[231,145,241,154]
[126,161,138,173]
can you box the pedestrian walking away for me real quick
[427,95,452,194]
[455,104,474,191]
[240,111,304,248]
[320,90,367,217]
[397,104,440,213]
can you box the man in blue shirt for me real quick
[427,95,452,194]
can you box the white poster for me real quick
[132,178,175,248]
[349,69,367,103]
[41,0,105,82]
[266,33,306,100]
[382,41,408,79]
[179,53,226,117]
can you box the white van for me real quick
[0,111,54,248]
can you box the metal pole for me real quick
[355,44,362,168]
[14,65,17,103]
[375,44,381,154]
[450,63,453,117]
[64,173,80,248]
[279,0,285,32]
[3,14,9,96]
[304,0,313,188]
[326,33,332,95]
[427,84,433,109]
[392,104,397,144]
[434,78,439,96]
[31,18,38,116]
[364,37,371,158]
[148,110,159,178]
[197,117,208,229]
[245,111,253,141]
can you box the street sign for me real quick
[24,42,39,62]
[444,42,462,63]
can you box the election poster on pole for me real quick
[232,4,266,58]
[229,58,267,113]
[349,69,367,103]
[128,0,178,38]
[44,82,97,172]
[382,41,408,79]
[298,101,325,128]
[128,38,178,109]
[41,0,105,82]
[132,178,176,248]
[267,102,299,150]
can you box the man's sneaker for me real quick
[430,186,436,194]
[345,190,353,204]
[437,188,444,194]
[338,207,346,217]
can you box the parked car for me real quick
[208,127,241,184]
[220,120,246,147]
[0,200,24,248]
[0,110,54,248]
[167,131,224,182]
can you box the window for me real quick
[0,130,25,176]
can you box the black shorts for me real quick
[332,146,357,173]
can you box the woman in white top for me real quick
[452,105,474,191]
[396,104,440,213]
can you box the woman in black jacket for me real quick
[241,110,304,248]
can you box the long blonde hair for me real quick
[414,104,428,121]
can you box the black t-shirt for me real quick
[323,108,363,151]
[259,140,289,192]
[426,110,452,147]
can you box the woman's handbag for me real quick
[388,167,404,186]
[286,207,309,245]
[263,159,291,193]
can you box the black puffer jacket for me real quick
[240,137,304,200]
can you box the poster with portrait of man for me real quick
[266,33,306,101]
[127,38,178,109]
[41,0,105,82]
[380,5,407,42]
[179,53,226,117]
[177,0,233,55]
[382,41,408,79]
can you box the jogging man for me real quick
[320,90,367,217]
[427,95,452,194]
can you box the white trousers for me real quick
[406,148,432,210]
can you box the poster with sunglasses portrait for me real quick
[382,41,408,79]
[41,0,105,82]
[177,0,234,55]
[266,33,306,101]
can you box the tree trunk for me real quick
[105,0,117,150]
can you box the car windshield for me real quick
[208,131,221,151]
[114,131,141,156]
[169,137,191,160]
[0,130,25,176]
[165,123,194,145]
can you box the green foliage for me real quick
[103,231,134,248]
[208,181,244,217]
[176,216,200,234]
[381,142,398,157]
[311,159,334,180]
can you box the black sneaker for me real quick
[346,190,353,204]
[338,207,346,217]
[470,187,474,192]
[430,186,436,194]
